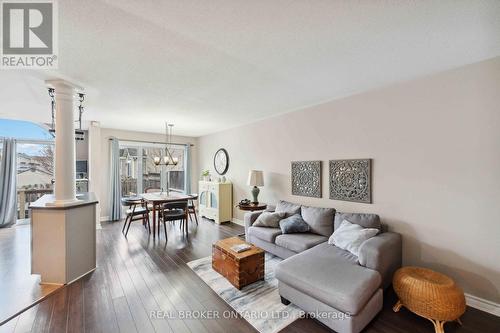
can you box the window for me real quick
[167,145,185,192]
[119,142,187,197]
[120,147,139,196]
[0,119,54,141]
[17,143,55,219]
[142,147,162,192]
[1,119,89,223]
[0,119,55,221]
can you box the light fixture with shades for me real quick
[247,170,264,204]
[153,122,179,166]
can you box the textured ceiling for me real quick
[1,0,500,136]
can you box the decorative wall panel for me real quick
[329,159,371,203]
[291,161,321,198]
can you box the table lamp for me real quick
[247,170,264,204]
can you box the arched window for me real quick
[0,119,54,221]
[0,118,54,141]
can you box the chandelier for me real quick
[153,122,179,166]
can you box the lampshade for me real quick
[247,170,264,187]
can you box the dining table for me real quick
[140,192,192,238]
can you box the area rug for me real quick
[187,253,303,333]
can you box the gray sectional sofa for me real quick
[244,200,402,333]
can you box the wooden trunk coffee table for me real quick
[212,237,265,290]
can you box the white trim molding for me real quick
[100,216,110,222]
[465,293,500,317]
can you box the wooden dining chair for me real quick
[160,201,188,239]
[143,187,161,211]
[187,194,199,226]
[121,197,151,237]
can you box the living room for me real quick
[0,1,499,333]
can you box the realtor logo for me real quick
[1,0,58,68]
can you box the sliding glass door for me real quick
[142,147,162,192]
[166,145,185,192]
[119,142,187,197]
[119,146,139,196]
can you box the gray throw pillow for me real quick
[279,214,310,234]
[334,213,381,231]
[301,205,336,237]
[253,211,286,228]
[275,200,301,217]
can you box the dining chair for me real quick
[160,201,188,239]
[143,187,161,211]
[121,197,151,237]
[187,194,199,226]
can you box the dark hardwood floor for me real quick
[1,218,499,333]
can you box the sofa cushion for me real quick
[275,200,301,216]
[253,211,286,228]
[275,242,381,315]
[247,226,282,243]
[279,214,310,234]
[334,213,381,231]
[301,205,335,237]
[275,233,327,253]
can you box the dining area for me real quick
[105,122,200,242]
[121,190,198,240]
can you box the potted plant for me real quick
[201,170,210,181]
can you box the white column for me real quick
[46,80,80,205]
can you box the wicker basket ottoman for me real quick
[392,267,466,333]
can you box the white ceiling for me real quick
[1,0,500,137]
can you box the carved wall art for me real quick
[329,159,372,203]
[291,161,322,198]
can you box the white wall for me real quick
[88,122,102,220]
[94,127,198,220]
[198,57,500,304]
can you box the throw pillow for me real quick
[301,205,335,237]
[328,219,379,256]
[253,211,286,228]
[334,212,381,231]
[275,200,301,217]
[279,214,310,234]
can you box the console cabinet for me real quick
[199,181,232,224]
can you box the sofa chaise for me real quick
[244,200,402,333]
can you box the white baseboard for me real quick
[465,293,500,317]
[231,218,244,226]
[100,216,110,222]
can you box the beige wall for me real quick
[198,57,500,304]
[95,127,198,220]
